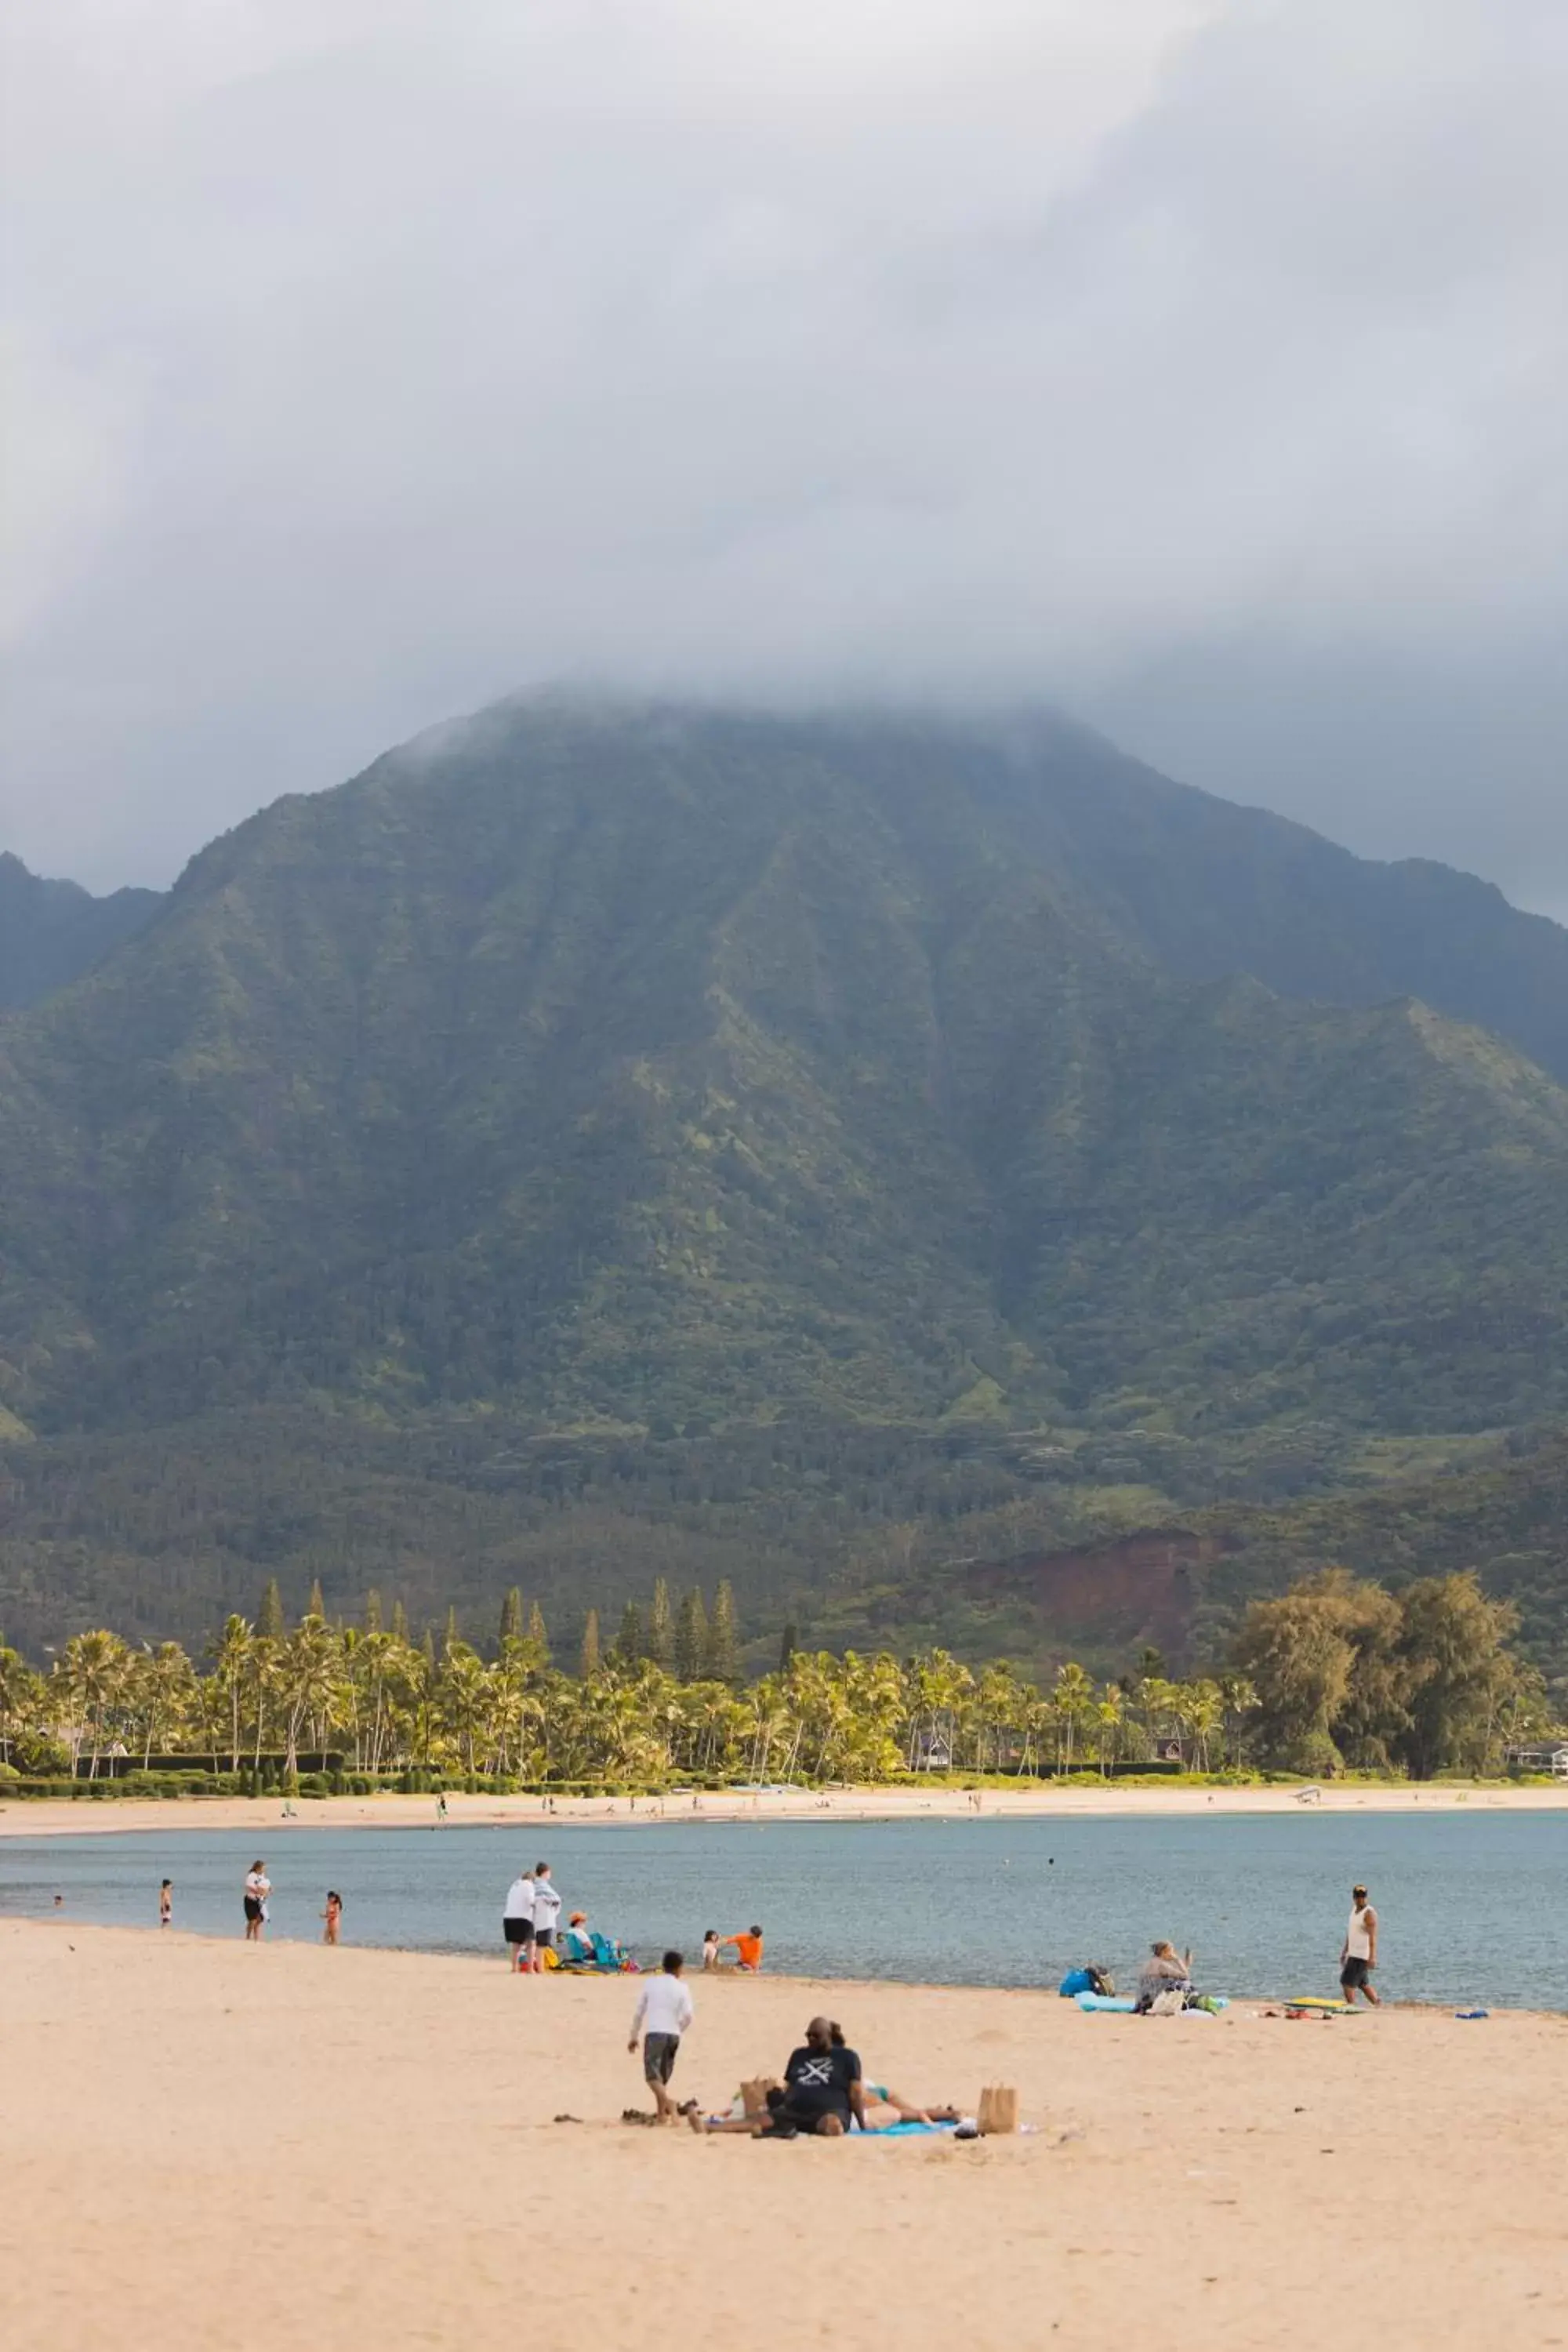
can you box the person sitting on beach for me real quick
[719,1926,764,1972]
[564,1911,595,1963]
[1134,1940,1192,2012]
[702,1929,721,1971]
[691,2016,869,2137]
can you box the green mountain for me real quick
[0,852,163,1011]
[2,698,1566,1664]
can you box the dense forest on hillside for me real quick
[2,699,1566,1674]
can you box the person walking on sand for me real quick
[630,1951,695,2123]
[503,1868,535,1973]
[529,1863,561,1971]
[243,1860,270,1941]
[321,1891,343,1946]
[159,1879,172,1929]
[1340,1884,1381,2005]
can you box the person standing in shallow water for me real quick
[159,1880,172,1929]
[1340,1884,1381,2005]
[243,1860,270,1941]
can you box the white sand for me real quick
[3,1920,1563,2352]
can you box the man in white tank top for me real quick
[1339,1883,1380,2005]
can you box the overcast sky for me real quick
[2,0,1565,918]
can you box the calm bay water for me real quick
[3,1811,1564,2009]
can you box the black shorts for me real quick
[533,1929,554,1951]
[504,1918,535,1946]
[1340,1956,1371,1989]
[243,1896,263,1922]
[643,2031,681,2085]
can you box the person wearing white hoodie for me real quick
[528,1863,562,1972]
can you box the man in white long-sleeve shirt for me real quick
[629,1951,695,2122]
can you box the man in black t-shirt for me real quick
[689,2016,870,2136]
[775,2020,867,2135]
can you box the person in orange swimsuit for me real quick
[720,1926,764,1971]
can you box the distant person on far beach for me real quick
[720,1926,764,1972]
[159,1880,172,1929]
[1340,1885,1381,2005]
[244,1861,270,1941]
[321,1891,343,1946]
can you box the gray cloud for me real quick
[2,0,1565,920]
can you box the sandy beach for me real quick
[4,1777,1566,1840]
[2,1920,1563,2352]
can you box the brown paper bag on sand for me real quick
[977,2085,1018,2136]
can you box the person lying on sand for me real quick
[691,2016,868,2137]
[829,2023,957,2125]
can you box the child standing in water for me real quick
[702,1929,720,1971]
[321,1891,343,1945]
[159,1879,172,1928]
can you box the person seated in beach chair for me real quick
[557,1912,634,1973]
[1134,1940,1194,2013]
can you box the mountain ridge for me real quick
[0,851,163,1011]
[2,695,1566,1664]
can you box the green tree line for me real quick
[0,1570,1555,1791]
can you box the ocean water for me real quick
[3,1811,1564,2009]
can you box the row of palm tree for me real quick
[0,1604,1255,1785]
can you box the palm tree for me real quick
[278,1616,342,1777]
[1054,1662,1097,1774]
[52,1630,131,1777]
[132,1642,198,1767]
[210,1617,253,1772]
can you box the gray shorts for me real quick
[643,2031,681,2085]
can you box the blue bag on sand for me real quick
[1058,1967,1095,1998]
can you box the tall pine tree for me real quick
[307,1577,325,1621]
[443,1605,459,1656]
[705,1581,739,1682]
[365,1588,383,1635]
[256,1578,285,1642]
[615,1600,644,1666]
[646,1577,673,1669]
[499,1588,523,1646]
[528,1602,549,1658]
[674,1588,708,1682]
[390,1598,409,1644]
[579,1609,601,1679]
[779,1621,798,1673]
